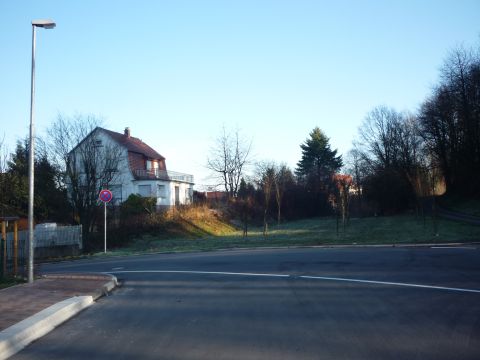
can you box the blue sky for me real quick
[1,0,479,189]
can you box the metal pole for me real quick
[14,221,18,276]
[27,25,37,283]
[104,202,107,254]
[1,221,6,277]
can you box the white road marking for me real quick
[431,246,477,250]
[300,275,480,294]
[106,270,290,278]
[105,269,480,294]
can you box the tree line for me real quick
[349,44,480,215]
[207,42,480,229]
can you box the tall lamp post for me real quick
[28,19,56,283]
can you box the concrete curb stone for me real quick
[41,273,119,301]
[0,273,117,359]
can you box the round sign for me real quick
[99,189,113,203]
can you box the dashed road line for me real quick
[107,270,290,278]
[300,275,480,294]
[105,269,480,294]
[430,246,477,250]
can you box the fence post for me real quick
[1,221,6,277]
[14,221,18,276]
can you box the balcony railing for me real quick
[134,169,194,183]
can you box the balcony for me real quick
[134,169,194,184]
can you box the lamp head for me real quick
[32,19,56,29]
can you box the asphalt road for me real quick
[12,246,480,360]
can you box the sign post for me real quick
[99,189,113,253]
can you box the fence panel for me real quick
[2,225,82,277]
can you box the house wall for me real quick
[166,181,194,206]
[68,129,133,204]
[69,128,193,208]
[97,131,133,204]
[129,180,193,207]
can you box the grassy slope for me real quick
[105,211,480,256]
[439,195,480,217]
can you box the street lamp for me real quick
[28,19,56,283]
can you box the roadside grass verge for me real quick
[439,194,480,217]
[0,276,26,289]
[101,214,480,256]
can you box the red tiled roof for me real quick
[99,128,165,160]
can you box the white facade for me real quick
[125,180,194,207]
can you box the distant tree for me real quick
[1,140,68,221]
[419,45,480,197]
[354,106,421,214]
[237,178,255,200]
[344,148,368,216]
[6,142,29,215]
[255,162,276,236]
[34,153,70,222]
[206,126,252,198]
[0,138,16,217]
[236,178,256,237]
[295,127,343,214]
[332,174,353,233]
[273,163,294,225]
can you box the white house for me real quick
[68,127,194,208]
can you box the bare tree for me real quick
[48,114,122,246]
[274,163,293,225]
[206,126,252,198]
[354,106,427,213]
[256,161,275,237]
[357,106,403,171]
[345,148,366,205]
[0,137,11,216]
[332,174,353,234]
[419,45,480,196]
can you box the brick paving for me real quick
[0,275,113,331]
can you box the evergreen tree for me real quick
[296,127,343,183]
[295,127,343,214]
[5,142,29,215]
[3,140,69,221]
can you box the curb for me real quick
[41,273,119,301]
[0,296,93,360]
[0,274,118,359]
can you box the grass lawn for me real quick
[438,195,480,217]
[102,215,480,256]
[0,277,25,289]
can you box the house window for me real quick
[147,160,158,172]
[157,184,166,198]
[138,184,152,197]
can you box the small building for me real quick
[68,127,194,208]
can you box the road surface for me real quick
[12,246,480,359]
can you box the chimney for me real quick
[124,127,131,138]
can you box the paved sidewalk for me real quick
[0,273,117,359]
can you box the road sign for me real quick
[99,189,113,203]
[99,189,113,254]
